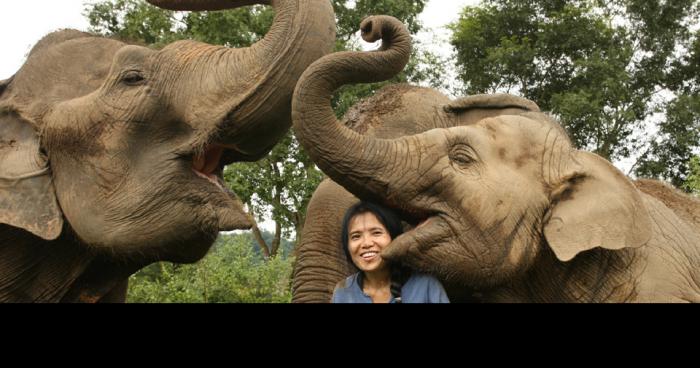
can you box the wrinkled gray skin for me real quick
[0,0,335,302]
[291,16,700,302]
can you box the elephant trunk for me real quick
[150,0,336,159]
[292,246,352,302]
[292,16,412,203]
[291,180,359,303]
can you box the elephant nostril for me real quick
[360,17,381,43]
[361,20,373,35]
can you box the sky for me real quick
[1,0,478,80]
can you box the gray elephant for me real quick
[0,0,335,302]
[291,16,700,302]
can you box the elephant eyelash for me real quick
[120,70,146,86]
[449,144,478,166]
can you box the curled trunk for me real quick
[292,16,411,202]
[150,0,336,158]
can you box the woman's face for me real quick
[347,212,392,273]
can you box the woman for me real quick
[331,201,450,303]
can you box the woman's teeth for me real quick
[362,252,378,260]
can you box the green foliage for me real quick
[224,132,323,239]
[450,0,700,174]
[85,0,271,47]
[332,0,426,42]
[85,0,180,45]
[683,156,700,195]
[127,233,294,303]
[635,94,700,188]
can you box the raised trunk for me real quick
[292,16,411,203]
[151,0,336,159]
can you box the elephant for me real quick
[0,0,335,302]
[290,16,700,302]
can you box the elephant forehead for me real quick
[112,45,154,69]
[12,38,123,104]
[342,84,451,138]
[476,115,552,143]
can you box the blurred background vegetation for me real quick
[127,233,294,303]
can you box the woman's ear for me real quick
[543,151,652,262]
[0,108,63,240]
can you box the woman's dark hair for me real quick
[340,201,410,303]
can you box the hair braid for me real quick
[390,264,410,303]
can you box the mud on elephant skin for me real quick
[291,16,700,303]
[0,0,335,302]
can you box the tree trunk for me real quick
[250,218,272,259]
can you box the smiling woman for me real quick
[292,13,700,303]
[331,201,450,304]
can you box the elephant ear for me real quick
[0,108,63,240]
[543,151,652,262]
[444,93,540,113]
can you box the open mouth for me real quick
[397,206,439,230]
[392,206,451,248]
[191,144,237,191]
[360,251,379,261]
[184,142,253,231]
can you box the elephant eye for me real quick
[449,144,477,167]
[121,70,145,86]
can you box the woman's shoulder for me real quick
[403,272,450,303]
[406,272,442,285]
[332,273,365,303]
[334,272,360,291]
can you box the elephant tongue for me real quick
[193,146,225,188]
[191,145,252,231]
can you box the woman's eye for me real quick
[122,70,145,85]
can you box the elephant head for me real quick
[291,16,685,302]
[0,0,335,302]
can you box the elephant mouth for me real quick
[182,142,253,231]
[192,145,227,190]
[392,207,453,251]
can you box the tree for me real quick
[224,132,322,257]
[450,0,699,189]
[634,94,700,188]
[85,0,272,47]
[635,22,700,188]
[683,156,700,195]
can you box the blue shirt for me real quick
[331,272,450,303]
